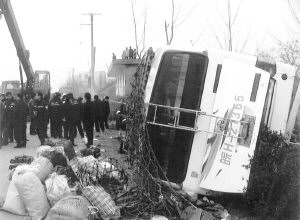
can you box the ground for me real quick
[0,122,123,220]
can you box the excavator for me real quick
[0,0,50,99]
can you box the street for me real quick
[0,123,123,219]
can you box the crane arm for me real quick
[0,0,34,90]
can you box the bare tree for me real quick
[164,0,199,45]
[212,0,251,52]
[288,0,300,27]
[131,0,147,58]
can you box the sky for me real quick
[0,0,299,91]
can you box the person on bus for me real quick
[34,93,49,145]
[49,92,63,138]
[83,92,94,147]
[13,93,28,148]
[3,92,15,144]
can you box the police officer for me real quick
[28,93,37,135]
[34,93,49,145]
[0,94,5,147]
[3,92,15,144]
[103,96,110,130]
[93,95,103,135]
[73,97,84,139]
[61,94,69,139]
[49,92,63,138]
[62,93,76,145]
[83,92,94,147]
[13,93,28,148]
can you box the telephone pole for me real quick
[81,13,101,94]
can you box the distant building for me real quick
[107,59,140,97]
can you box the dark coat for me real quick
[93,99,103,118]
[62,100,76,124]
[0,101,5,128]
[49,98,63,121]
[4,99,16,125]
[103,100,110,118]
[83,100,94,125]
[13,100,28,125]
[34,99,49,127]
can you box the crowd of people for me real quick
[121,46,137,59]
[0,91,110,149]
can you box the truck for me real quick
[0,0,50,97]
[143,46,300,196]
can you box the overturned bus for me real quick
[143,47,298,196]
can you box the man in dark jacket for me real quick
[62,93,77,145]
[93,95,104,134]
[13,93,28,148]
[34,93,49,145]
[49,92,63,138]
[83,92,94,147]
[3,92,15,144]
[0,94,5,147]
[73,98,84,139]
[28,93,37,135]
[61,94,69,139]
[103,96,110,129]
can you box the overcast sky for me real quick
[0,0,299,91]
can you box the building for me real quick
[107,59,140,97]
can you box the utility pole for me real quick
[81,13,100,94]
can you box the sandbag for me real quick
[45,196,91,220]
[30,156,53,182]
[14,171,50,220]
[82,185,120,218]
[45,173,72,206]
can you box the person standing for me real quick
[13,93,28,148]
[34,93,49,145]
[61,94,69,139]
[28,93,37,135]
[49,92,63,138]
[0,94,5,148]
[3,92,15,144]
[103,96,110,129]
[73,97,84,139]
[93,95,103,135]
[62,93,77,145]
[83,93,94,147]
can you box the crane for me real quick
[0,0,50,97]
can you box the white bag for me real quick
[31,156,53,182]
[14,171,50,220]
[36,145,53,158]
[45,173,72,206]
[2,165,33,216]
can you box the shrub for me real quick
[246,126,300,219]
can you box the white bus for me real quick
[143,46,298,196]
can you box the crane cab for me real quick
[144,47,297,196]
